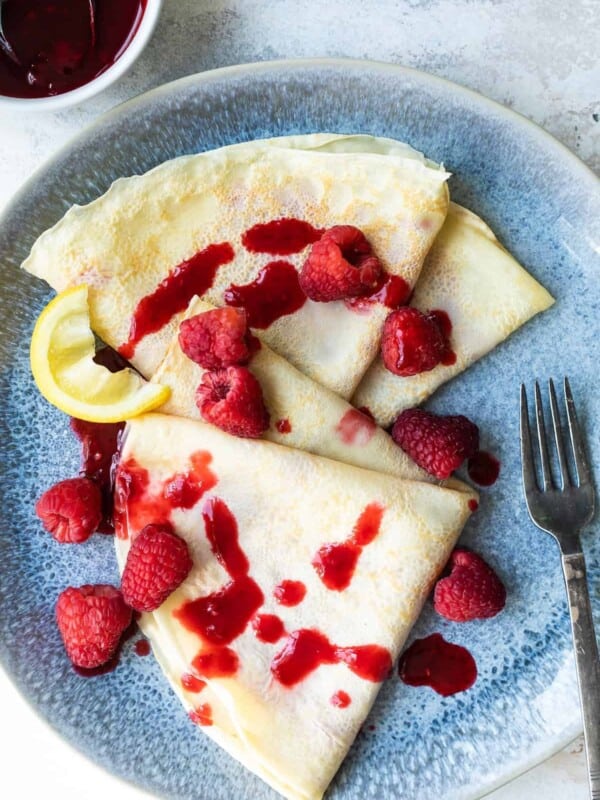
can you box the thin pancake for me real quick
[152,298,434,484]
[114,414,476,800]
[353,203,555,425]
[22,134,449,398]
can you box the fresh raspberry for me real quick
[299,225,382,301]
[382,307,448,376]
[36,477,103,543]
[178,307,251,370]
[196,365,270,438]
[56,585,132,669]
[434,549,506,621]
[392,409,479,479]
[121,523,193,612]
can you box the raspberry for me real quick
[179,307,251,370]
[392,409,479,479]
[299,225,382,301]
[121,523,193,612]
[196,365,270,438]
[56,585,132,669]
[36,477,103,543]
[382,307,448,376]
[434,549,506,621]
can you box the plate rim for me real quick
[0,56,597,800]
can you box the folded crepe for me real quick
[22,133,449,398]
[353,203,555,426]
[152,298,434,484]
[113,414,476,800]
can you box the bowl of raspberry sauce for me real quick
[0,0,162,109]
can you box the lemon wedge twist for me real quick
[30,285,170,422]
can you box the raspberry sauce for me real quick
[252,614,286,643]
[119,242,235,359]
[346,272,411,313]
[0,0,146,99]
[312,503,385,591]
[271,629,392,687]
[224,260,306,329]
[70,417,125,534]
[181,673,206,693]
[330,690,351,708]
[192,647,239,678]
[429,309,456,366]
[113,451,216,538]
[134,639,150,656]
[273,580,306,607]
[468,451,501,487]
[242,218,323,255]
[276,418,292,434]
[335,408,377,446]
[399,633,477,696]
[468,499,479,512]
[189,704,213,726]
[174,498,263,677]
[112,458,169,538]
[163,452,217,509]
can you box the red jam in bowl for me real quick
[0,0,147,99]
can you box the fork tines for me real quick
[520,377,593,492]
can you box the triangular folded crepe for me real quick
[113,414,476,800]
[353,203,555,425]
[152,298,432,483]
[22,134,449,398]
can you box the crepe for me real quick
[114,413,476,800]
[152,298,433,483]
[22,133,450,398]
[353,203,555,426]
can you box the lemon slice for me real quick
[30,285,170,422]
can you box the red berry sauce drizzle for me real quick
[468,451,501,487]
[251,613,286,644]
[112,451,217,538]
[242,218,323,255]
[134,639,150,656]
[271,629,392,687]
[276,418,292,434]
[118,243,235,360]
[181,673,206,693]
[174,497,264,679]
[224,261,306,329]
[399,633,477,696]
[273,580,306,607]
[70,415,125,534]
[428,309,457,365]
[312,503,385,591]
[0,0,147,99]
[335,408,377,447]
[346,271,412,313]
[188,704,213,726]
[330,690,351,708]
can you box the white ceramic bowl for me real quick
[0,0,163,111]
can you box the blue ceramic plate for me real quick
[0,59,599,800]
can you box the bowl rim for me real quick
[0,0,163,111]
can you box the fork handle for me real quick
[562,551,600,799]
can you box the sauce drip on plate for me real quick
[399,633,477,696]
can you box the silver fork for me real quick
[520,377,599,799]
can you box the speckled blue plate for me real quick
[0,59,599,800]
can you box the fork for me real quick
[520,377,599,799]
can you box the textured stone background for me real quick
[0,1,597,798]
